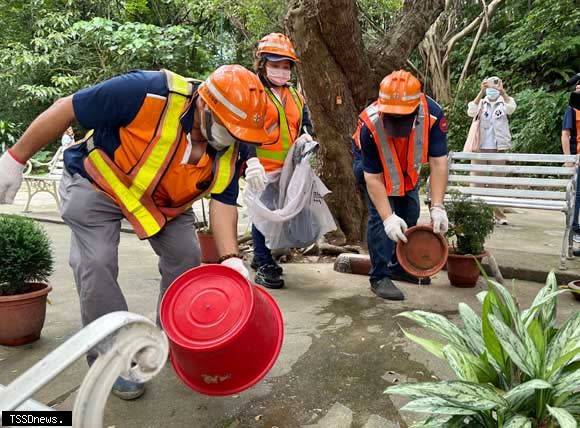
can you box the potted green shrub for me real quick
[196,198,219,263]
[386,271,579,427]
[0,215,54,346]
[445,193,495,287]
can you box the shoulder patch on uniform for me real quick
[439,117,448,133]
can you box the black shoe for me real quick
[390,270,431,285]
[255,264,285,289]
[371,278,405,301]
[251,258,283,275]
[112,377,145,400]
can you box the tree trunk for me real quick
[286,0,444,242]
[286,0,368,243]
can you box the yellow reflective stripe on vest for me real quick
[257,147,286,161]
[131,71,190,198]
[257,87,303,162]
[87,150,161,237]
[289,87,303,134]
[210,142,237,194]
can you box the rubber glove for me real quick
[294,133,314,146]
[383,213,408,243]
[245,157,267,193]
[430,205,449,234]
[0,150,25,204]
[221,257,250,280]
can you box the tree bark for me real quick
[286,0,444,242]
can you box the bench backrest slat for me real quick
[443,195,565,210]
[449,163,575,176]
[46,148,65,179]
[450,152,578,163]
[448,174,570,188]
[448,186,568,201]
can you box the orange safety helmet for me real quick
[256,33,299,62]
[377,70,422,115]
[198,65,277,145]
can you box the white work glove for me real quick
[221,257,250,280]
[245,157,267,193]
[430,205,449,234]
[0,150,25,204]
[383,213,408,243]
[294,133,314,146]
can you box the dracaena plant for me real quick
[386,271,580,428]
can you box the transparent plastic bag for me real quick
[243,140,336,250]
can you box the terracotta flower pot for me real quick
[0,283,52,346]
[567,280,580,302]
[446,252,486,288]
[396,225,449,278]
[197,231,220,263]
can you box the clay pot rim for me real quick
[396,224,449,278]
[448,249,487,259]
[567,280,580,290]
[0,283,52,302]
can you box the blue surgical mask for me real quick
[486,88,500,99]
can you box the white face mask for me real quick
[201,108,236,151]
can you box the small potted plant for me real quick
[0,215,54,345]
[196,198,220,263]
[445,192,495,287]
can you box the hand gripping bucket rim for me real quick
[160,264,284,396]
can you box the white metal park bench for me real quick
[22,147,65,212]
[426,152,579,270]
[0,312,168,428]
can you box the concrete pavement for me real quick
[1,221,578,428]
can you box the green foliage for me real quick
[0,215,54,296]
[0,120,20,151]
[386,272,580,427]
[509,89,570,154]
[445,193,495,255]
[444,76,480,153]
[357,0,403,43]
[0,0,254,131]
[440,0,579,156]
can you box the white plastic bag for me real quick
[243,140,336,250]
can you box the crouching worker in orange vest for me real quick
[0,65,276,399]
[353,71,449,301]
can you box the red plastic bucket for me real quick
[160,264,284,396]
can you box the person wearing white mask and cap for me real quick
[467,76,517,225]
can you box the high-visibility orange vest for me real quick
[256,86,303,172]
[574,108,580,153]
[355,95,436,196]
[83,70,237,239]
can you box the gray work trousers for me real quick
[59,171,201,332]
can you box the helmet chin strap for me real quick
[202,108,213,141]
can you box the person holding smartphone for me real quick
[467,76,517,225]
